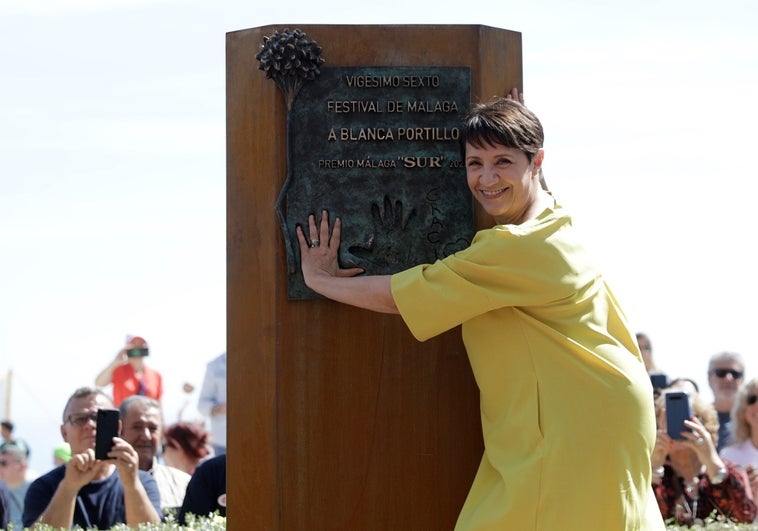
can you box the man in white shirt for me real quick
[198,352,227,455]
[119,395,191,511]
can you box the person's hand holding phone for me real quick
[61,448,110,491]
[107,438,142,489]
[679,416,727,479]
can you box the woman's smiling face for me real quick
[465,141,543,225]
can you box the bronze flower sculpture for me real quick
[256,28,324,111]
[257,28,324,272]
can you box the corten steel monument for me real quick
[227,24,522,529]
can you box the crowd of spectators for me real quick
[4,333,758,527]
[641,332,758,526]
[0,340,226,528]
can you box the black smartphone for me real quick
[95,408,120,459]
[665,391,692,440]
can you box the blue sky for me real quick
[1,0,757,474]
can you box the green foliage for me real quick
[4,512,225,531]
[664,512,758,530]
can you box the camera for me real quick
[126,347,149,358]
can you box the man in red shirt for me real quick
[95,336,163,406]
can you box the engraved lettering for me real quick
[400,156,444,168]
[344,74,400,88]
[402,75,440,87]
[339,128,395,141]
[405,100,458,113]
[396,127,459,141]
[427,188,444,246]
[357,158,397,168]
[386,100,404,112]
[327,100,385,113]
[319,159,355,168]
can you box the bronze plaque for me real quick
[284,66,473,299]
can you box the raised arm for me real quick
[111,438,162,525]
[95,349,126,387]
[296,210,399,314]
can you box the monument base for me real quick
[227,24,522,529]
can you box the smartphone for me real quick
[650,373,668,390]
[665,391,692,440]
[126,347,149,358]
[95,408,120,459]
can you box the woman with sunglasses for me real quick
[652,389,756,526]
[721,378,758,498]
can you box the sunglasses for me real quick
[66,412,99,427]
[711,368,744,379]
[748,394,758,406]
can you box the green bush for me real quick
[9,513,758,530]
[664,513,758,530]
[4,513,225,530]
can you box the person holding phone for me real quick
[22,386,162,529]
[297,92,664,529]
[95,336,164,407]
[652,389,756,526]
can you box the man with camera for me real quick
[22,386,162,529]
[95,336,164,407]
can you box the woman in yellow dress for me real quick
[297,92,664,530]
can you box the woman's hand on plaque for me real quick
[297,210,364,289]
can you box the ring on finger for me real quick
[310,240,320,248]
[695,437,705,446]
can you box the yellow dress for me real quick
[390,204,665,530]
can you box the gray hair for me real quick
[62,386,113,422]
[708,351,746,373]
[118,395,162,420]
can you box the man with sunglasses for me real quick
[708,351,747,452]
[22,386,162,529]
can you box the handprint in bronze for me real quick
[348,196,417,272]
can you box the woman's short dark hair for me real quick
[459,98,544,162]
